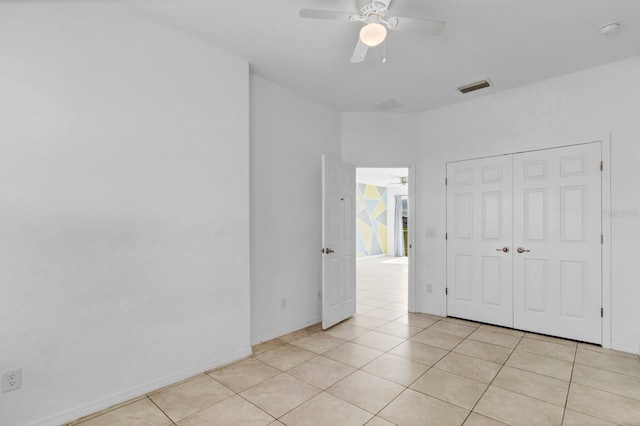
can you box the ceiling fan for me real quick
[300,0,445,63]
[388,176,408,187]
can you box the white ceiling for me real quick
[357,167,408,187]
[126,0,640,113]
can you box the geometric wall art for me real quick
[355,183,388,256]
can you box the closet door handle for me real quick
[496,247,510,253]
[516,247,530,254]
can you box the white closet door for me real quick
[446,156,513,327]
[513,143,602,343]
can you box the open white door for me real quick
[322,155,356,329]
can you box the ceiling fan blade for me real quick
[388,16,446,36]
[299,9,355,22]
[350,39,369,63]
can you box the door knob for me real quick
[322,248,335,254]
[516,247,530,254]
[496,247,510,253]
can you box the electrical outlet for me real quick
[2,368,22,393]
[426,284,433,293]
[280,297,287,309]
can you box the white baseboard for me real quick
[610,340,640,356]
[412,307,446,317]
[251,316,321,346]
[30,347,252,426]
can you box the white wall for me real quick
[342,114,419,257]
[342,113,421,167]
[342,56,640,354]
[0,3,251,425]
[250,75,341,343]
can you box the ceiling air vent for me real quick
[458,80,491,94]
[374,99,403,111]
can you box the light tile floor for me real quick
[68,256,640,426]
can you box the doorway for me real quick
[354,167,414,318]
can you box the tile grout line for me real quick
[145,395,177,425]
[285,315,442,421]
[475,340,594,412]
[442,327,501,424]
[573,354,640,379]
[382,320,496,420]
[463,333,639,424]
[497,360,573,383]
[459,331,527,426]
[271,336,390,421]
[567,377,640,401]
[274,334,399,422]
[156,377,240,425]
[577,343,640,360]
[235,393,278,423]
[371,322,479,423]
[573,358,640,378]
[287,320,638,425]
[560,342,579,425]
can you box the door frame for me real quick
[445,136,612,348]
[355,164,417,313]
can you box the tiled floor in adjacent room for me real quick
[68,257,640,425]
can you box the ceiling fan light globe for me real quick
[360,23,387,47]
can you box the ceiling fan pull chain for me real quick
[382,40,387,63]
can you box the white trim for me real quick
[444,162,449,318]
[251,317,321,346]
[444,135,611,164]
[601,135,612,349]
[408,163,417,313]
[30,347,252,426]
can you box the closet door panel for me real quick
[446,156,513,327]
[512,143,602,344]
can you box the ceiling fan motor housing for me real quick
[358,0,390,20]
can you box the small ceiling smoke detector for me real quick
[458,80,491,94]
[599,22,621,35]
[374,98,403,111]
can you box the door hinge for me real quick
[445,288,448,296]
[445,177,448,186]
[600,161,604,171]
[601,234,604,245]
[445,232,448,240]
[601,307,604,317]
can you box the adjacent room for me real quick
[354,167,410,320]
[2,1,640,425]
